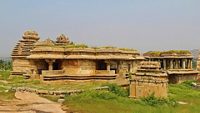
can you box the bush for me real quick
[141,93,177,106]
[0,59,12,71]
[105,84,129,97]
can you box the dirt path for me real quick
[0,91,66,113]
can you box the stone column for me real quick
[175,59,178,69]
[187,59,191,69]
[107,63,110,71]
[129,63,133,72]
[170,59,173,69]
[105,60,111,71]
[197,56,200,71]
[189,59,193,69]
[182,59,186,69]
[187,59,190,69]
[49,62,53,70]
[163,59,166,70]
[173,59,176,69]
[45,59,55,70]
[178,59,181,69]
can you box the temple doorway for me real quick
[53,60,62,70]
[36,60,48,74]
[96,60,107,70]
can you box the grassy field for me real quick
[1,71,200,113]
[63,82,200,113]
[0,71,15,100]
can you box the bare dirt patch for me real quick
[0,91,66,113]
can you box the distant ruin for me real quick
[144,51,198,83]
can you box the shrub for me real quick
[141,93,177,106]
[105,84,129,97]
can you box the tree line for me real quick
[0,58,12,71]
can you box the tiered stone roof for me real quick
[12,30,144,60]
[136,61,167,77]
[12,30,40,57]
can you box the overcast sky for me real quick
[0,0,200,57]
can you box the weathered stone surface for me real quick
[57,99,65,103]
[56,34,70,44]
[36,90,49,95]
[130,61,168,98]
[144,50,198,84]
[11,31,144,82]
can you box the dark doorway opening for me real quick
[37,60,48,74]
[53,60,62,70]
[96,60,107,70]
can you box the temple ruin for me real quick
[129,61,168,98]
[144,51,198,83]
[197,54,200,71]
[11,30,144,82]
[11,30,200,99]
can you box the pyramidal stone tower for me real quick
[11,30,40,76]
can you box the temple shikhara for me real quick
[11,30,200,98]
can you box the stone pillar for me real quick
[175,59,178,69]
[49,62,53,70]
[45,59,55,70]
[130,63,133,72]
[170,59,173,69]
[187,59,191,69]
[197,56,200,71]
[189,59,193,69]
[173,59,176,69]
[182,59,186,69]
[107,63,110,71]
[105,60,111,71]
[163,59,166,70]
[187,59,190,69]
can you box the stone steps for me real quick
[43,75,117,81]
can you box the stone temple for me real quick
[11,30,199,98]
[11,30,144,83]
[143,51,198,84]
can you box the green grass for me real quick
[64,90,175,113]
[144,50,191,57]
[0,70,10,80]
[0,71,104,91]
[63,82,200,113]
[1,71,200,113]
[0,70,15,100]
